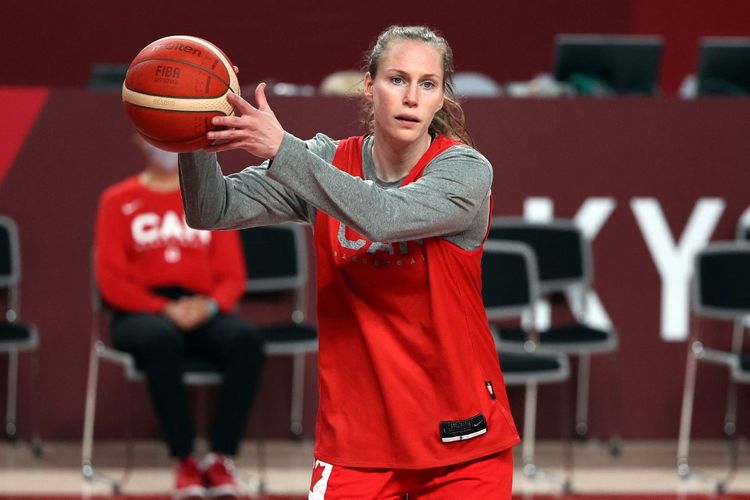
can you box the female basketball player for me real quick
[178,25,519,498]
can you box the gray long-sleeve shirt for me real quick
[178,132,494,250]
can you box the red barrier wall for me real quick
[4,1,630,88]
[5,0,750,95]
[8,1,749,94]
[1,89,749,441]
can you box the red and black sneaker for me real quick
[173,456,205,499]
[201,453,240,498]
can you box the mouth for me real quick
[395,114,420,126]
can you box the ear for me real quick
[364,72,374,101]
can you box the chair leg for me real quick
[606,348,624,458]
[521,381,538,477]
[4,349,43,456]
[677,341,700,477]
[724,424,741,493]
[255,424,267,494]
[521,380,572,493]
[724,381,738,437]
[290,352,306,437]
[123,378,135,486]
[724,320,744,437]
[81,345,99,481]
[81,342,126,494]
[82,343,101,481]
[5,350,18,440]
[30,348,42,457]
[560,374,575,488]
[575,354,591,439]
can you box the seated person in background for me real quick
[94,136,264,499]
[319,69,364,96]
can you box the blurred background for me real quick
[1,0,749,498]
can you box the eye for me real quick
[391,76,404,85]
[421,80,436,90]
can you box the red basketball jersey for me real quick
[312,135,519,469]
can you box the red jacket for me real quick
[94,176,245,313]
[313,136,520,469]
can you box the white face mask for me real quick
[142,141,179,171]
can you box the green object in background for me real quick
[567,73,615,97]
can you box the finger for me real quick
[233,65,239,75]
[226,91,257,117]
[255,82,271,112]
[207,126,247,143]
[206,138,231,148]
[203,140,242,154]
[211,115,246,128]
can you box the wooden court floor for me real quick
[1,439,748,498]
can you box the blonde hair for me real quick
[362,25,473,146]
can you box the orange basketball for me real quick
[122,35,240,152]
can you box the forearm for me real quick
[178,150,227,229]
[178,151,309,230]
[267,133,492,242]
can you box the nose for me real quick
[403,83,418,106]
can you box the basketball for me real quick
[122,35,240,152]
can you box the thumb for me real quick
[255,82,272,112]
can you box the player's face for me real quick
[364,40,445,146]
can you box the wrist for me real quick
[268,131,292,166]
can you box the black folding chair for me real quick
[483,240,572,491]
[677,242,750,493]
[238,224,318,438]
[721,216,750,441]
[0,215,41,456]
[489,217,619,449]
[81,262,241,494]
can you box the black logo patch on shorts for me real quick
[439,413,487,443]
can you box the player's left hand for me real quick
[204,83,284,159]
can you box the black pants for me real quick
[111,312,264,458]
